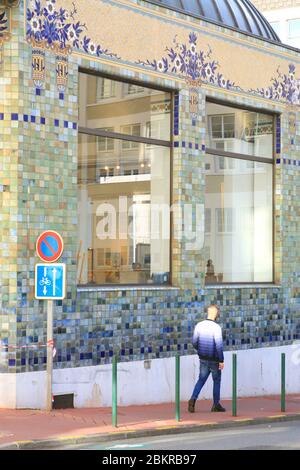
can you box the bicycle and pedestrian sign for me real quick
[35,263,66,300]
[35,230,66,300]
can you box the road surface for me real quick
[53,420,300,450]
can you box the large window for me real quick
[205,102,274,284]
[78,73,171,285]
[206,102,273,159]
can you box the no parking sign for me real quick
[36,230,64,263]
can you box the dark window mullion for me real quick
[79,126,171,148]
[206,148,274,165]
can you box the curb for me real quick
[1,413,300,450]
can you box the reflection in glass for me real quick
[204,154,273,283]
[79,74,171,141]
[206,102,274,159]
[78,134,170,286]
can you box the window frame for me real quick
[209,113,235,140]
[205,99,276,286]
[97,127,115,153]
[120,123,142,150]
[124,83,145,95]
[78,69,173,288]
[96,77,116,101]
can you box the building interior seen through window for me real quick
[78,73,171,286]
[204,102,274,284]
[77,75,274,286]
[206,102,274,159]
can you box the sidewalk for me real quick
[1,395,300,449]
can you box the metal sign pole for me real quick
[46,300,54,411]
[175,354,180,422]
[232,353,237,417]
[35,231,65,411]
[281,353,286,413]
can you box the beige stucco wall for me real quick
[50,0,300,98]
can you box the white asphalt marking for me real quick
[105,444,145,450]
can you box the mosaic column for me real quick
[279,108,300,328]
[172,84,206,290]
[15,48,79,376]
[0,2,79,385]
[0,4,22,392]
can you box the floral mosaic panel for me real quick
[0,8,9,42]
[26,0,118,57]
[138,32,300,107]
[249,64,300,106]
[25,0,300,107]
[137,32,237,91]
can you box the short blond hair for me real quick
[207,304,220,315]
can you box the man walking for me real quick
[188,305,226,413]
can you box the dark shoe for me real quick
[188,399,196,413]
[211,403,226,412]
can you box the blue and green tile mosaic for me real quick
[0,1,299,374]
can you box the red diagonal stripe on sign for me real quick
[43,237,56,256]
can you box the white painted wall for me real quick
[0,373,16,409]
[263,7,300,47]
[0,344,300,409]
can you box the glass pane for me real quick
[288,19,300,38]
[97,128,114,152]
[223,115,235,138]
[96,78,116,100]
[204,154,273,283]
[79,73,171,141]
[206,102,274,159]
[211,115,223,138]
[78,134,170,286]
[126,84,145,95]
[270,21,281,37]
[205,208,211,233]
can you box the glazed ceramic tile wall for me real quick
[0,1,299,374]
[0,1,78,372]
[0,5,19,372]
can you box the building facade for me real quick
[253,0,300,47]
[0,0,300,408]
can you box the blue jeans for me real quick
[191,360,221,405]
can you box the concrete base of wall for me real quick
[0,344,299,409]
